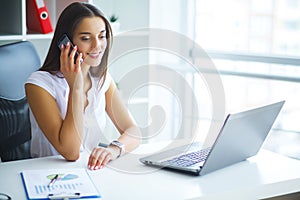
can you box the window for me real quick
[193,0,300,135]
[195,0,300,56]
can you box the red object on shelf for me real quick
[26,0,53,34]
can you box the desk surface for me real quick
[1,142,300,200]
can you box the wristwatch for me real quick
[109,140,125,157]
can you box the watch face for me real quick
[113,141,121,146]
[111,141,125,156]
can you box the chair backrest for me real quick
[0,41,40,162]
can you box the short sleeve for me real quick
[102,72,112,92]
[26,71,57,98]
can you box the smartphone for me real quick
[57,34,81,63]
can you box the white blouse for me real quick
[26,71,112,158]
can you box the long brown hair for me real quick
[40,2,113,84]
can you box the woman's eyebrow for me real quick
[79,32,91,35]
[79,30,106,35]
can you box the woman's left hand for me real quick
[87,146,120,170]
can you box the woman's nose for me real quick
[92,38,100,49]
[92,38,105,50]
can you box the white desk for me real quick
[0,143,300,200]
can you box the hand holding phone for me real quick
[58,34,82,63]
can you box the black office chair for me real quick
[0,41,40,162]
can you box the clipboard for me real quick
[20,168,101,199]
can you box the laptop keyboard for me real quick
[166,148,211,167]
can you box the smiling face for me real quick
[73,16,107,67]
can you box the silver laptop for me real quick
[140,101,285,175]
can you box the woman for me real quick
[25,2,141,170]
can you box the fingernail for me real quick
[79,53,83,63]
[100,165,104,169]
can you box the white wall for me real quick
[93,0,150,31]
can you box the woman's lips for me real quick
[87,52,101,59]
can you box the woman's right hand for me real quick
[60,42,83,90]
